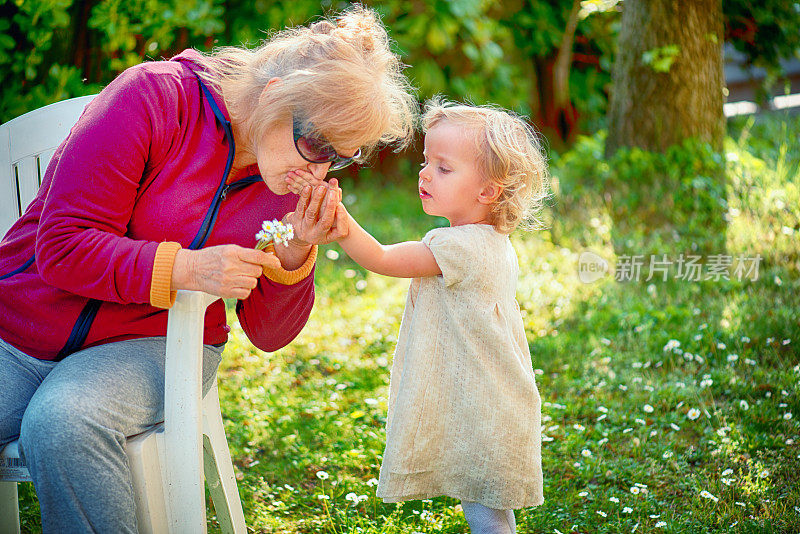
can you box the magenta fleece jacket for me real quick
[0,49,315,361]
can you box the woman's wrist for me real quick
[170,249,197,291]
[263,243,317,285]
[274,240,313,271]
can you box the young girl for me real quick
[287,100,549,533]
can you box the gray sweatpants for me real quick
[0,335,223,533]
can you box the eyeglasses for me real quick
[292,116,361,171]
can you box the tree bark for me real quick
[606,0,725,156]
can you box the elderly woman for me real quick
[0,6,415,531]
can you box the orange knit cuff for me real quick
[150,241,182,308]
[262,244,317,285]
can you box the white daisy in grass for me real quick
[663,339,681,352]
[610,496,620,503]
[622,506,633,513]
[655,521,667,528]
[643,404,654,413]
[366,478,378,487]
[687,408,701,420]
[630,486,641,495]
[581,449,592,458]
[784,412,793,420]
[315,470,329,480]
[727,353,739,363]
[670,423,681,431]
[662,451,673,459]
[699,490,719,502]
[596,511,607,517]
[739,400,750,410]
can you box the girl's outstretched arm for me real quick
[286,169,441,278]
[338,208,441,278]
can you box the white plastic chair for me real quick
[0,97,246,533]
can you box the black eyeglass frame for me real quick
[292,116,362,171]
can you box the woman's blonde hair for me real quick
[422,99,550,234]
[197,5,416,158]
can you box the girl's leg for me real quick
[18,336,223,533]
[0,337,57,446]
[461,500,516,534]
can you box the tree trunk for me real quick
[606,0,725,156]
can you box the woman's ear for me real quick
[478,182,503,205]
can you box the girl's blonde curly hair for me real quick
[197,5,417,159]
[422,99,551,234]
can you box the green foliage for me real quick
[0,0,622,131]
[724,0,800,80]
[0,0,224,121]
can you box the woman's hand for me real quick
[171,245,281,299]
[284,177,346,246]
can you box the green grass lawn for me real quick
[16,113,799,533]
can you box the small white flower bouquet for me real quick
[255,219,294,249]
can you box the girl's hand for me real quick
[172,245,281,299]
[285,169,323,195]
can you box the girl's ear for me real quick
[478,182,503,205]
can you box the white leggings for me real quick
[461,501,517,534]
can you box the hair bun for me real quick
[332,6,385,52]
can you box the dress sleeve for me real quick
[422,227,472,287]
[35,65,177,305]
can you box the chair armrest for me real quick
[162,290,219,531]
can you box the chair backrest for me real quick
[0,95,96,237]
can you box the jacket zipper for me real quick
[0,254,35,281]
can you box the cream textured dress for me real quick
[376,224,543,510]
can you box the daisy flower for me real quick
[255,219,294,249]
[687,408,701,420]
[699,490,719,502]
